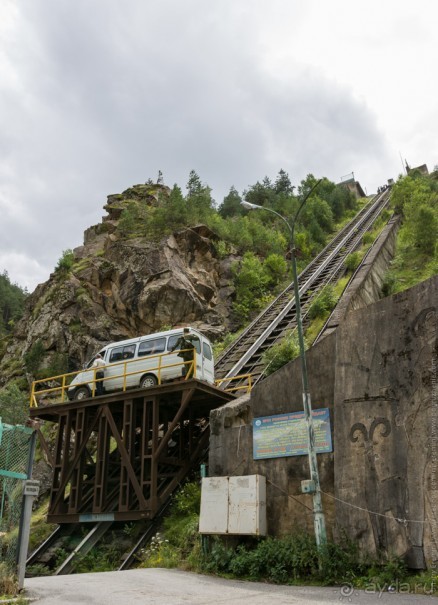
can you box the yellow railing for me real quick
[30,349,197,408]
[216,373,253,394]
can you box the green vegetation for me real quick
[28,498,57,553]
[0,381,28,425]
[0,271,27,339]
[23,339,68,381]
[232,252,288,321]
[139,481,201,570]
[383,172,438,295]
[24,339,45,375]
[55,249,75,274]
[0,562,18,599]
[344,251,364,272]
[307,284,336,320]
[305,276,350,345]
[261,331,301,377]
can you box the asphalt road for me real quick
[24,568,438,604]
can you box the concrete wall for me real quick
[334,275,438,568]
[210,332,337,537]
[321,215,400,339]
[209,275,438,567]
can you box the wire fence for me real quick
[0,420,34,573]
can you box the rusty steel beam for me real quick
[40,381,236,524]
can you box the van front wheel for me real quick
[74,387,91,400]
[140,374,158,389]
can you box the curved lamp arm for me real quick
[241,178,322,247]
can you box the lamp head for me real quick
[240,201,262,210]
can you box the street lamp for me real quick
[241,180,327,548]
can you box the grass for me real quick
[305,275,350,345]
[383,238,438,296]
[28,498,57,553]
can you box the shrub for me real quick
[0,382,28,425]
[0,562,17,596]
[202,533,375,585]
[55,249,75,273]
[362,232,374,246]
[139,480,202,570]
[307,285,336,320]
[344,251,362,272]
[24,339,45,375]
[264,253,288,285]
[26,563,51,577]
[262,331,301,376]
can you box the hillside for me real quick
[0,184,237,388]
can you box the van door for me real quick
[135,337,167,385]
[105,344,137,391]
[200,338,214,384]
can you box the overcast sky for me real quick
[1,1,437,292]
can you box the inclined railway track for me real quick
[215,187,392,387]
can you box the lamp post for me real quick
[241,180,327,548]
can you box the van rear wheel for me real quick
[140,374,158,389]
[74,387,91,400]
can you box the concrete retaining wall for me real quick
[209,255,437,567]
[334,275,437,568]
[321,215,400,339]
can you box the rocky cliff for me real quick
[0,183,236,383]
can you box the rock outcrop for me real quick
[0,183,236,380]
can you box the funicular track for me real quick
[215,187,391,387]
[28,188,392,573]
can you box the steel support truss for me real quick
[30,380,235,523]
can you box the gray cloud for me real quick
[0,1,396,290]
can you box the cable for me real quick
[320,489,429,525]
[266,478,313,513]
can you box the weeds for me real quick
[0,562,17,597]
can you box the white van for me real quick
[67,328,215,401]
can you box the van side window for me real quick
[122,345,136,360]
[203,342,213,361]
[138,338,166,357]
[109,347,123,362]
[110,345,136,363]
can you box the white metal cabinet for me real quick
[199,475,266,536]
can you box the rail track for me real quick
[215,187,392,387]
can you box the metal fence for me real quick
[0,420,34,573]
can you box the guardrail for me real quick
[30,350,197,408]
[30,351,254,408]
[215,374,252,394]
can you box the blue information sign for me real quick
[253,408,332,460]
